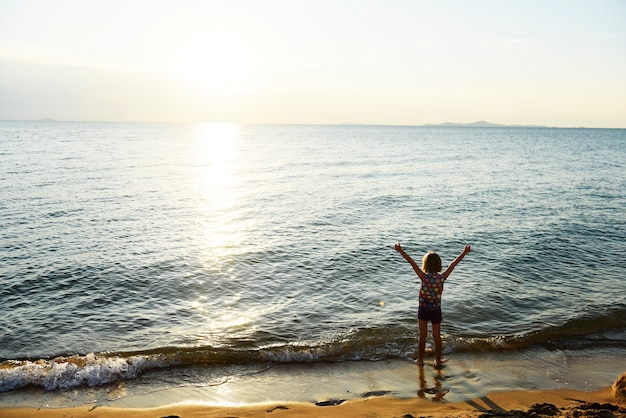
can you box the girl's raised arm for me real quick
[394,243,425,280]
[443,244,471,279]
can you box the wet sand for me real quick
[2,385,624,418]
[1,351,625,417]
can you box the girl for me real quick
[394,243,471,367]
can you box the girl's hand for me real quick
[464,244,471,253]
[394,243,403,253]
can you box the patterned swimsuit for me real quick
[419,272,446,310]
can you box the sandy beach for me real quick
[2,384,624,417]
[2,361,624,418]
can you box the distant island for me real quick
[420,120,549,128]
[338,120,556,128]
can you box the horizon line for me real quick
[1,118,624,130]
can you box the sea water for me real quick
[1,122,625,397]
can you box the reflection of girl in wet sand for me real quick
[394,243,471,368]
[418,365,448,401]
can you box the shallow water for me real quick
[2,347,624,407]
[1,122,625,393]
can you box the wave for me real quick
[2,308,625,393]
[0,352,164,392]
[451,305,626,352]
[0,332,415,393]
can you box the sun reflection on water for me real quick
[189,294,257,332]
[191,123,244,272]
[184,123,259,344]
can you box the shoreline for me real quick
[1,385,624,417]
[3,347,625,407]
[1,348,625,417]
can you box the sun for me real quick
[175,41,249,95]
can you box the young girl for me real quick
[394,243,471,367]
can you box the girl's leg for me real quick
[418,319,428,365]
[432,322,443,367]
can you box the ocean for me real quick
[1,121,625,404]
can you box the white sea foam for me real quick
[0,353,166,392]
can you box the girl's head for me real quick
[422,252,442,273]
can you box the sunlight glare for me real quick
[192,123,246,271]
[194,122,238,166]
[176,41,249,95]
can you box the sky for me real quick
[0,0,625,127]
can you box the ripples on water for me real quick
[1,122,625,391]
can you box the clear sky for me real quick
[1,0,625,127]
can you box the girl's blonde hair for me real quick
[422,252,442,273]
